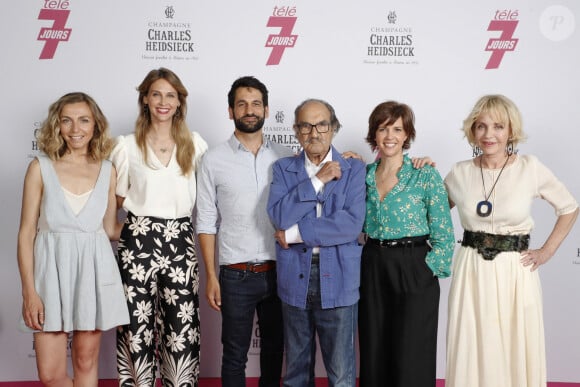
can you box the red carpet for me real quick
[0,379,578,386]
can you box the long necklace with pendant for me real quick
[476,155,510,217]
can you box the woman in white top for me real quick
[444,94,578,387]
[17,92,128,386]
[110,68,208,387]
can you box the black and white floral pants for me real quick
[116,213,200,387]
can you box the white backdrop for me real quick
[1,0,579,382]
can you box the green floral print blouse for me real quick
[364,155,455,277]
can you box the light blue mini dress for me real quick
[20,155,129,332]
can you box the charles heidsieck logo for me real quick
[364,10,417,65]
[142,5,198,61]
[165,6,175,19]
[249,315,261,355]
[265,6,298,65]
[275,111,285,124]
[484,9,519,69]
[27,122,42,159]
[264,109,301,152]
[37,0,72,59]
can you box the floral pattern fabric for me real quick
[117,213,200,387]
[364,155,455,277]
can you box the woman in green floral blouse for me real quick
[358,101,455,387]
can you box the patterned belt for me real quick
[367,236,428,248]
[462,230,530,260]
[224,261,276,273]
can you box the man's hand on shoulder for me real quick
[411,156,436,169]
[341,151,364,162]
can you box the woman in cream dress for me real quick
[444,95,578,387]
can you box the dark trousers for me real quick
[219,266,284,387]
[358,241,439,387]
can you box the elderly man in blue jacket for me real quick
[267,99,365,387]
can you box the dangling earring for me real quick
[506,141,514,155]
[175,106,181,118]
[472,145,482,157]
[143,104,149,114]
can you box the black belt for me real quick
[223,261,276,273]
[367,236,428,248]
[461,230,529,260]
[311,253,320,264]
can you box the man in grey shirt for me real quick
[196,76,293,387]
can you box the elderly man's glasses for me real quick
[295,121,331,134]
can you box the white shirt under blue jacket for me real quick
[267,146,366,309]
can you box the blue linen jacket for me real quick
[267,147,366,309]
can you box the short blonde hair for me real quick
[37,92,113,161]
[462,94,526,147]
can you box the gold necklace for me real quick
[148,136,174,154]
[476,155,510,217]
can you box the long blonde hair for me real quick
[37,92,113,161]
[136,68,195,176]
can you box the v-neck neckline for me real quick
[47,159,103,219]
[147,142,175,168]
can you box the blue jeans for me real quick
[219,266,284,387]
[282,264,357,387]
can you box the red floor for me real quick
[0,379,579,386]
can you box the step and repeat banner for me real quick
[1,0,579,382]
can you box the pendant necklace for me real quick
[476,154,510,217]
[148,135,174,154]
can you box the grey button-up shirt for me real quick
[196,134,294,265]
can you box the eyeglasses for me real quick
[295,121,331,134]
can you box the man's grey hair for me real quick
[293,98,341,133]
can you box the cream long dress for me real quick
[443,154,578,387]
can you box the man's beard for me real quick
[234,115,265,133]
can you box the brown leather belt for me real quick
[224,261,276,273]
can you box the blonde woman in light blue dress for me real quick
[17,92,129,387]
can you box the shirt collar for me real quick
[304,147,333,170]
[228,133,271,153]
